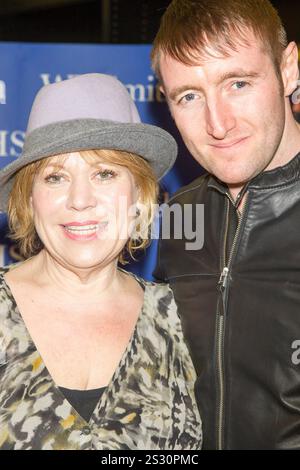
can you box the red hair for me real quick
[151,0,288,80]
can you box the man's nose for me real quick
[205,96,236,140]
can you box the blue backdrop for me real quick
[0,43,203,279]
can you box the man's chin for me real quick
[210,164,259,187]
[212,172,249,186]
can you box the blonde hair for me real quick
[151,0,288,81]
[7,149,158,264]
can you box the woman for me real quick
[0,73,202,450]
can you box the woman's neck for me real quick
[23,250,127,302]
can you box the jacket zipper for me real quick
[216,192,249,450]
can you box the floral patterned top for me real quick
[0,266,202,450]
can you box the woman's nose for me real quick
[66,179,97,211]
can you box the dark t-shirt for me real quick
[59,386,106,422]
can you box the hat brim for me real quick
[0,119,177,212]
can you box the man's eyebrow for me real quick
[167,70,260,101]
[216,70,260,85]
[168,85,204,101]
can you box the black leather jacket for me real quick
[154,152,300,449]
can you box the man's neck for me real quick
[228,118,300,211]
[265,119,300,173]
[228,185,243,203]
[227,185,247,214]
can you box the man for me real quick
[151,0,300,449]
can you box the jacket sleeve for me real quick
[152,205,168,282]
[152,236,166,282]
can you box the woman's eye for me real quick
[44,173,65,184]
[96,169,117,180]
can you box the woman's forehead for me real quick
[44,152,116,168]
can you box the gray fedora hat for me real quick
[0,73,177,212]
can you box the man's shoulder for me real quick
[168,173,210,205]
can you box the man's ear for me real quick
[281,41,299,97]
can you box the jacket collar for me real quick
[208,151,300,196]
[248,151,300,189]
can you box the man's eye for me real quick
[181,93,197,103]
[233,81,249,90]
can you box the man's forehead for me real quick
[159,44,269,93]
[160,29,266,70]
[159,38,269,99]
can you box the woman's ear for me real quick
[281,42,300,97]
[29,195,34,216]
[134,186,142,213]
[135,199,142,218]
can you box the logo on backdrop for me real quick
[0,73,166,158]
[39,74,166,103]
[0,74,165,158]
[0,130,24,158]
[0,81,6,104]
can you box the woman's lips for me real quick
[63,220,99,227]
[61,222,108,240]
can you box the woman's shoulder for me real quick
[0,263,21,288]
[0,263,25,317]
[122,269,181,328]
[0,265,11,290]
[0,265,11,274]
[0,262,22,273]
[0,264,21,334]
[119,267,174,302]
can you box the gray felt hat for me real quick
[0,73,177,212]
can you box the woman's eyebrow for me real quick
[44,163,65,171]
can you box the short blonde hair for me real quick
[7,149,158,264]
